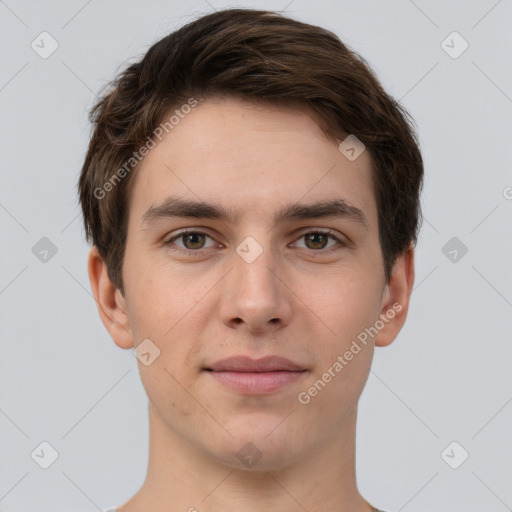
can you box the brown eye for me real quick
[164,230,217,253]
[181,232,206,250]
[294,230,344,251]
[304,232,330,250]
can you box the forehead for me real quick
[128,96,377,231]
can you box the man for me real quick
[79,8,423,512]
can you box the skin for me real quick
[88,96,415,512]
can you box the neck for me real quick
[120,403,374,512]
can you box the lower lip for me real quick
[207,370,306,394]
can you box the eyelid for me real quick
[293,227,347,242]
[163,227,348,254]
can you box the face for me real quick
[90,96,413,471]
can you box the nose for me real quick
[219,238,293,335]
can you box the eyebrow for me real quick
[141,196,369,230]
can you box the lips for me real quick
[204,355,307,394]
[205,355,305,373]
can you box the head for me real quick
[80,9,422,471]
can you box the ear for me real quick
[87,245,134,349]
[374,245,415,347]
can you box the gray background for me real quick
[1,0,511,511]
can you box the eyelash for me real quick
[163,228,347,256]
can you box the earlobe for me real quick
[87,246,134,349]
[374,246,415,347]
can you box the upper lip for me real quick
[205,355,305,372]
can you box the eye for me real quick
[164,229,218,253]
[163,228,346,255]
[292,229,346,251]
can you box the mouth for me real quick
[203,355,307,394]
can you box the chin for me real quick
[208,420,305,471]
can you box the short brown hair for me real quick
[78,8,423,295]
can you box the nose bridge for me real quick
[233,231,280,295]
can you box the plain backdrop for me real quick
[1,1,511,511]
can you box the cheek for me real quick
[303,266,382,339]
[125,266,207,376]
[139,363,200,429]
[301,267,381,401]
[124,260,188,340]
